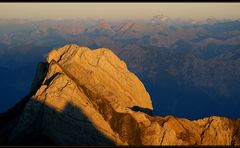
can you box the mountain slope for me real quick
[0,44,239,145]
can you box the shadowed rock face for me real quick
[0,44,240,146]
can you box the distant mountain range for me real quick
[0,17,240,120]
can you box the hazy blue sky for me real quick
[0,3,240,20]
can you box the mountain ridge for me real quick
[0,44,240,145]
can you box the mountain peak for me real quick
[151,14,170,24]
[85,20,115,35]
[97,19,112,29]
[0,44,240,145]
[48,44,127,69]
[46,44,152,111]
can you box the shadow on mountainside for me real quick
[0,97,115,146]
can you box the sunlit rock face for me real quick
[0,44,240,146]
[46,44,153,111]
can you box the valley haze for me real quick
[0,3,240,20]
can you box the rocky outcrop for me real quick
[0,44,239,145]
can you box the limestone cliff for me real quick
[0,44,239,146]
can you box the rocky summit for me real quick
[0,44,240,146]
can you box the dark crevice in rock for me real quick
[57,44,72,63]
[44,72,59,86]
[129,106,153,116]
[160,129,166,145]
[200,118,214,144]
